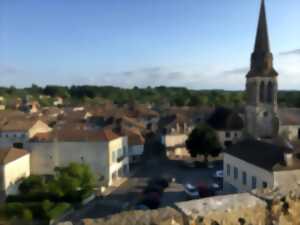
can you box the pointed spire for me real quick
[254,0,270,53]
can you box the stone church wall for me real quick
[56,188,300,225]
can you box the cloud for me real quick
[279,49,300,56]
[0,64,20,75]
[221,67,248,76]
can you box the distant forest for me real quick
[1,85,300,108]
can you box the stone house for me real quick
[207,107,244,149]
[159,114,193,159]
[0,148,30,197]
[29,128,129,187]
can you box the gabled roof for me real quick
[0,118,40,132]
[120,127,145,146]
[31,128,120,142]
[225,139,300,172]
[0,148,29,165]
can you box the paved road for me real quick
[65,158,222,224]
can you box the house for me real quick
[223,0,300,193]
[278,108,300,141]
[126,104,160,131]
[207,107,244,148]
[120,128,145,164]
[0,148,30,197]
[0,118,52,148]
[223,139,300,193]
[159,114,193,159]
[0,96,5,111]
[53,97,64,106]
[29,128,129,187]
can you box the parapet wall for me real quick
[60,189,300,225]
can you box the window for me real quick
[262,181,268,188]
[234,132,238,138]
[298,128,300,140]
[225,132,231,138]
[226,164,231,176]
[263,111,268,117]
[252,176,257,189]
[259,82,265,103]
[242,171,247,185]
[234,167,238,179]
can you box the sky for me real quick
[0,0,299,90]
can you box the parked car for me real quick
[184,183,199,199]
[197,182,215,198]
[213,170,224,179]
[143,185,163,195]
[211,182,221,190]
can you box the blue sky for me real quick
[0,0,299,90]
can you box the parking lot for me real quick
[66,158,223,224]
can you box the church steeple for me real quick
[245,0,279,139]
[246,0,278,78]
[254,0,270,53]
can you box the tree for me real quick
[186,124,221,165]
[55,162,95,194]
[18,175,45,194]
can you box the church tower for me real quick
[245,0,279,139]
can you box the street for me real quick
[65,158,222,224]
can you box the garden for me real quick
[0,162,96,224]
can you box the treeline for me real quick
[0,84,300,108]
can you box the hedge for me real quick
[47,203,71,220]
[6,189,92,204]
[1,201,72,222]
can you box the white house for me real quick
[29,128,129,187]
[223,139,300,193]
[0,148,30,197]
[121,128,145,164]
[0,118,52,149]
[159,114,193,159]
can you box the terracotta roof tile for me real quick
[0,148,29,165]
[31,128,120,142]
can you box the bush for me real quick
[47,203,71,219]
[21,209,33,221]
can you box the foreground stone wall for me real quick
[59,189,300,225]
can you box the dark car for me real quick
[143,185,163,195]
[139,193,161,209]
[197,182,215,198]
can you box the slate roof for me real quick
[0,148,29,165]
[225,139,300,172]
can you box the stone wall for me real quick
[59,189,300,225]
